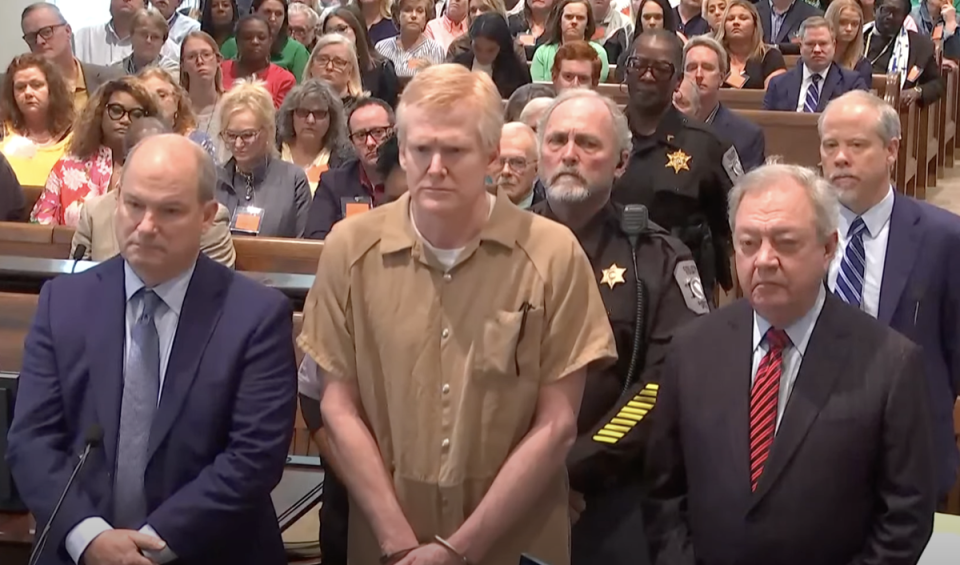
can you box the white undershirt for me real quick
[410,192,496,271]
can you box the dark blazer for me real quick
[644,293,936,565]
[0,152,24,220]
[303,158,366,240]
[877,193,960,496]
[763,62,869,111]
[757,0,823,55]
[711,104,765,171]
[451,51,532,99]
[6,255,298,565]
[868,30,945,106]
[853,57,874,87]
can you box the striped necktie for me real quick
[749,328,790,492]
[835,217,867,308]
[803,74,822,113]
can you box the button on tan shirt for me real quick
[298,191,617,565]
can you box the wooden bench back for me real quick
[732,110,822,167]
[232,236,323,275]
[0,292,38,373]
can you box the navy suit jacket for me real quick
[763,63,868,112]
[756,0,823,55]
[6,255,298,565]
[304,158,366,240]
[712,104,766,171]
[880,193,960,496]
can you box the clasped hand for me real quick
[82,529,165,565]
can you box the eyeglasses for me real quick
[106,103,147,121]
[499,156,529,171]
[315,56,349,71]
[185,50,217,63]
[221,129,262,145]
[294,108,330,120]
[289,26,311,36]
[349,126,392,144]
[23,24,66,47]
[625,57,676,81]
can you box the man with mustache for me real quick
[821,90,960,506]
[613,29,741,303]
[531,87,708,565]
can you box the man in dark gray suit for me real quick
[644,163,936,565]
[17,3,122,111]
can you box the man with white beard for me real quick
[530,88,709,565]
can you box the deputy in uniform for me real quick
[531,88,709,565]
[614,29,742,299]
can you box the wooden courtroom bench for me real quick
[731,110,821,167]
[937,64,958,174]
[0,223,67,259]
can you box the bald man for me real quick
[71,119,235,266]
[8,134,296,565]
[496,122,543,209]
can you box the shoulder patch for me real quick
[722,146,744,182]
[674,260,710,315]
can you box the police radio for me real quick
[619,205,650,397]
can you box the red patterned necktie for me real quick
[749,328,790,492]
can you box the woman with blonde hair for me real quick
[715,0,785,89]
[216,80,310,237]
[30,77,159,226]
[0,54,75,187]
[322,5,401,106]
[304,34,368,105]
[359,0,400,43]
[277,79,352,192]
[138,67,218,160]
[702,0,727,33]
[826,0,873,85]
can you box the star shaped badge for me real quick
[600,264,627,289]
[665,149,691,174]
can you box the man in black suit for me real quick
[821,90,960,501]
[644,162,936,565]
[757,0,824,55]
[683,36,766,171]
[763,17,868,111]
[866,0,945,107]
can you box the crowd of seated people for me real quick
[0,0,957,238]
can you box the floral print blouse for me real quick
[30,145,113,226]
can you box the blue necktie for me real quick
[803,74,822,113]
[114,289,162,529]
[835,218,867,308]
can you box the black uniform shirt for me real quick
[613,106,741,290]
[533,199,709,492]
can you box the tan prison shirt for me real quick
[298,191,617,565]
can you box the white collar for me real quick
[839,185,894,239]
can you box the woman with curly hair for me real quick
[277,79,353,193]
[30,77,159,226]
[138,67,217,160]
[0,53,75,187]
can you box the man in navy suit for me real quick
[757,0,823,55]
[683,36,766,171]
[6,135,298,565]
[764,17,868,112]
[821,90,960,501]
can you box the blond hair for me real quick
[138,67,198,135]
[825,0,865,71]
[304,34,366,98]
[397,64,503,153]
[219,80,278,156]
[131,8,170,40]
[714,0,767,61]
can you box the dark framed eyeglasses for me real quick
[349,126,393,144]
[294,108,330,120]
[624,56,676,81]
[315,55,350,71]
[221,129,262,145]
[23,24,66,47]
[105,103,147,122]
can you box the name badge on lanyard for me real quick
[231,206,264,235]
[341,196,373,219]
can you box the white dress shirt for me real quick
[827,187,894,318]
[751,285,826,432]
[73,21,133,67]
[795,63,830,112]
[64,261,195,564]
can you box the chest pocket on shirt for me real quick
[473,307,544,381]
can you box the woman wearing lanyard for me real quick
[216,80,311,238]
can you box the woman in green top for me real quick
[530,0,609,82]
[221,0,311,81]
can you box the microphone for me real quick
[620,204,648,249]
[27,424,103,565]
[69,245,87,275]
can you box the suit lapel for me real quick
[786,68,803,111]
[147,256,229,461]
[777,4,801,44]
[722,302,756,499]
[818,66,842,111]
[879,194,922,324]
[750,294,852,509]
[87,257,127,471]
